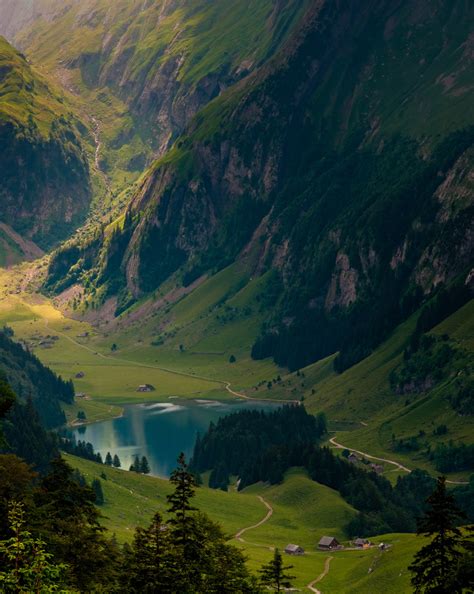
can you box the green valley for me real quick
[0,1,473,592]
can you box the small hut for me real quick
[137,384,156,392]
[318,536,340,550]
[285,544,305,556]
[354,538,370,548]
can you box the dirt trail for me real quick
[225,382,300,404]
[235,495,274,549]
[307,556,333,593]
[329,436,411,472]
[329,436,468,485]
[0,223,44,262]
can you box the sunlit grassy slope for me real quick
[0,35,75,134]
[65,454,419,592]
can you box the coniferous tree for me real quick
[259,548,295,592]
[121,512,175,593]
[113,454,121,468]
[105,452,113,466]
[31,457,121,591]
[168,453,196,507]
[140,456,150,474]
[91,478,104,505]
[129,455,140,472]
[409,476,465,593]
[167,453,197,545]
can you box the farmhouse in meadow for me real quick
[354,538,371,548]
[137,384,156,392]
[285,544,305,555]
[318,536,340,550]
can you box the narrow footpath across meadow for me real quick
[235,495,274,550]
[307,556,333,594]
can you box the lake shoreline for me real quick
[67,398,282,479]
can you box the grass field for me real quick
[65,455,420,592]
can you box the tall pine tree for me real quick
[140,456,150,474]
[409,476,465,593]
[259,548,295,593]
[167,452,197,544]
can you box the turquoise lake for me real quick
[71,399,280,477]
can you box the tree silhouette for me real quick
[91,478,104,505]
[167,453,197,545]
[140,456,150,474]
[409,476,465,593]
[259,548,295,592]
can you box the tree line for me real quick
[190,406,474,536]
[191,405,327,489]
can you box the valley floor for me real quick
[1,263,472,485]
[1,263,471,590]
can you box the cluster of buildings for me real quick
[347,452,384,474]
[284,536,374,556]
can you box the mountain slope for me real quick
[0,35,91,248]
[48,0,474,372]
[3,0,310,202]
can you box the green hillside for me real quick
[39,0,474,386]
[0,35,70,133]
[0,35,91,247]
[65,454,423,592]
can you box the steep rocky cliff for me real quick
[0,36,91,248]
[45,0,474,371]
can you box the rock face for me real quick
[45,0,474,371]
[0,36,91,248]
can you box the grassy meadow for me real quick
[64,455,419,592]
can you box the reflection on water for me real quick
[70,399,279,478]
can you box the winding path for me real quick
[225,382,300,404]
[329,436,411,473]
[307,556,333,594]
[235,495,273,547]
[329,436,468,485]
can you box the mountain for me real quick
[45,0,473,372]
[0,35,91,248]
[2,0,310,203]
